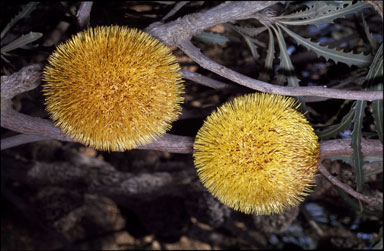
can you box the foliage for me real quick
[1,3,42,64]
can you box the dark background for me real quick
[1,1,383,250]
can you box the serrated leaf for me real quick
[259,27,275,82]
[316,103,355,140]
[351,100,366,192]
[369,44,383,143]
[243,35,260,60]
[350,43,382,194]
[1,2,39,39]
[272,25,308,114]
[361,12,378,53]
[278,24,373,67]
[278,2,371,26]
[194,31,229,45]
[1,32,43,54]
[372,85,383,143]
[272,25,299,87]
[277,1,340,20]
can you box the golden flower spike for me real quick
[43,26,184,151]
[193,93,320,215]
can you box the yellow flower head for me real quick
[193,93,320,215]
[42,25,184,151]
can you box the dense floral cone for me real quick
[43,26,184,151]
[193,93,320,215]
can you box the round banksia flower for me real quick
[193,93,320,215]
[42,25,184,151]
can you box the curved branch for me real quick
[181,69,233,89]
[177,40,383,101]
[145,1,278,45]
[161,1,189,22]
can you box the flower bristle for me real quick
[42,25,184,151]
[193,93,320,215]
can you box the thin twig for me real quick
[318,164,382,206]
[76,2,93,29]
[181,69,233,89]
[161,1,189,22]
[177,40,383,101]
[1,134,52,150]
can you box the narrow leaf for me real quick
[369,44,383,143]
[1,32,43,54]
[194,31,229,45]
[272,25,299,87]
[372,84,383,143]
[350,43,382,194]
[248,37,266,48]
[1,2,39,39]
[361,12,378,53]
[316,103,355,140]
[225,24,266,61]
[278,2,371,26]
[278,24,373,67]
[351,100,366,192]
[277,1,340,20]
[272,25,308,113]
[243,35,260,60]
[259,27,275,82]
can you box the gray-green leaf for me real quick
[351,100,366,192]
[243,35,260,60]
[278,24,373,67]
[194,31,229,45]
[316,103,355,140]
[1,32,43,54]
[1,2,39,39]
[272,25,308,113]
[277,1,340,20]
[278,2,371,27]
[369,44,383,143]
[259,27,275,82]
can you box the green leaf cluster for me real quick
[1,3,42,63]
